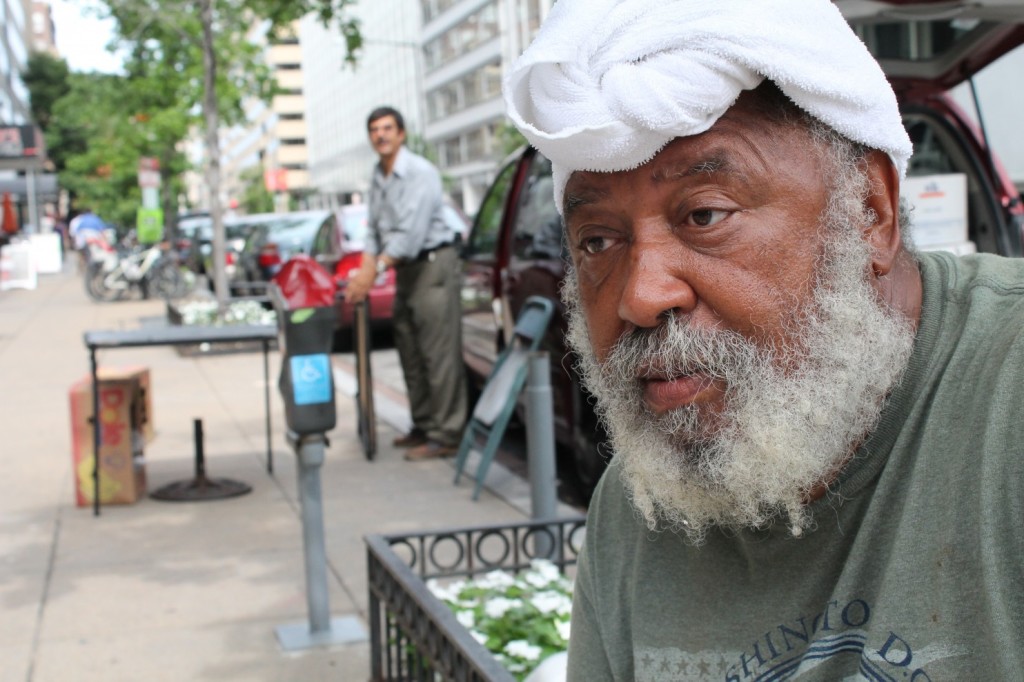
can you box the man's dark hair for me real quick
[367,106,405,132]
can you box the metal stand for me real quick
[150,419,251,501]
[275,431,367,651]
[526,351,557,558]
[354,300,376,460]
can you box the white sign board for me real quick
[29,233,62,274]
[0,241,37,290]
[900,173,968,248]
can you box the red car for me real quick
[312,201,470,348]
[462,0,1024,501]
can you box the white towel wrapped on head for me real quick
[504,0,913,213]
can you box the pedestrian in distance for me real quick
[345,106,467,461]
[68,207,110,272]
[505,0,1024,679]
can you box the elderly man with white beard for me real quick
[505,1,1024,680]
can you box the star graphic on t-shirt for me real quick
[698,659,711,676]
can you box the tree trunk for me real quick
[200,0,227,307]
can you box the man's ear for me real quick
[862,150,902,277]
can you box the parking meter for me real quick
[269,259,365,651]
[270,256,339,436]
[277,305,337,435]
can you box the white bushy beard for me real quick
[563,163,916,544]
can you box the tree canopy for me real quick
[25,0,361,298]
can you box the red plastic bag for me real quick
[272,254,337,309]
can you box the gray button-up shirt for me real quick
[367,146,452,261]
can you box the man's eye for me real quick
[580,236,609,255]
[689,209,729,227]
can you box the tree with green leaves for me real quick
[99,0,362,306]
[239,165,275,214]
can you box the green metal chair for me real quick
[454,295,555,500]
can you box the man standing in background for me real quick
[345,106,467,461]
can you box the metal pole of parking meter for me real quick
[275,431,367,651]
[295,433,330,633]
[526,351,557,558]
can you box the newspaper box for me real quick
[68,366,154,506]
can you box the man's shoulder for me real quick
[398,147,440,177]
[586,459,641,533]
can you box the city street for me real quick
[0,260,581,682]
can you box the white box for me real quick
[901,173,968,247]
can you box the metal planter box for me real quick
[365,516,587,682]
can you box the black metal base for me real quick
[150,475,251,502]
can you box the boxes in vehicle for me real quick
[900,173,968,247]
[68,366,153,507]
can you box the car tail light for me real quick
[335,251,364,280]
[225,251,236,266]
[258,243,280,268]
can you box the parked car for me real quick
[461,1,1024,502]
[310,200,472,343]
[311,203,396,337]
[171,213,210,273]
[234,210,339,295]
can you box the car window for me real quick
[466,159,517,258]
[854,19,979,63]
[340,208,368,242]
[311,216,337,257]
[510,152,562,260]
[442,203,470,241]
[902,109,1004,254]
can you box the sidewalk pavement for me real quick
[0,261,581,682]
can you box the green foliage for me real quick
[26,0,363,248]
[239,165,275,214]
[428,560,573,680]
[495,121,529,158]
[23,53,71,131]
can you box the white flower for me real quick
[477,570,516,589]
[484,597,522,619]
[530,559,562,581]
[556,619,571,641]
[532,591,572,616]
[505,640,543,661]
[470,630,489,645]
[427,578,466,603]
[524,571,550,588]
[455,609,476,629]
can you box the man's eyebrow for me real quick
[653,153,738,182]
[563,187,609,222]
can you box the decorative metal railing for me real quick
[365,516,587,681]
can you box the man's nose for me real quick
[617,241,697,329]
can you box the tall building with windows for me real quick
[220,23,311,213]
[1,0,33,125]
[420,0,553,212]
[300,0,553,215]
[29,1,56,57]
[299,2,422,210]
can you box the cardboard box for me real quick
[68,366,153,507]
[900,173,969,247]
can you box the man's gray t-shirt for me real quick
[568,251,1024,681]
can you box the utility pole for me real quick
[200,0,228,307]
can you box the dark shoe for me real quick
[404,440,458,461]
[392,428,428,448]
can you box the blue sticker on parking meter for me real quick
[289,354,332,405]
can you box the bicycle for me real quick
[85,238,193,302]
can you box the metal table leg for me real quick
[89,347,101,517]
[264,338,273,474]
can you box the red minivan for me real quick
[461,1,1024,501]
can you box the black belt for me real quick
[413,241,454,263]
